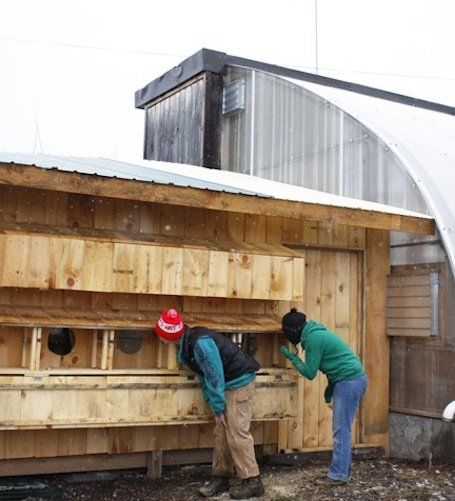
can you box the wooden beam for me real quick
[0,163,434,235]
[146,450,163,479]
[363,229,390,453]
[91,330,98,368]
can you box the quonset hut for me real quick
[135,49,455,461]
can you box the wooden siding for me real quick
[0,232,304,301]
[390,263,455,417]
[145,77,205,166]
[0,182,386,467]
[387,269,436,337]
[0,167,435,235]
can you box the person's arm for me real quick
[194,337,226,416]
[280,343,322,380]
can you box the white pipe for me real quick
[442,401,455,422]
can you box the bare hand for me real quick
[215,413,227,427]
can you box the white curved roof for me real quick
[290,79,455,275]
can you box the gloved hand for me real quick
[280,345,296,361]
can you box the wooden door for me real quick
[287,248,363,450]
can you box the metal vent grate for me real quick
[222,79,245,116]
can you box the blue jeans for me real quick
[328,374,368,481]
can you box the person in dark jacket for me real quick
[280,308,368,486]
[155,309,264,499]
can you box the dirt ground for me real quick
[1,458,454,501]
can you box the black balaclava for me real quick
[282,307,307,345]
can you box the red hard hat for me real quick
[155,309,184,342]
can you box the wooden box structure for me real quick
[0,158,434,476]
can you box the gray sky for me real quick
[1,0,454,160]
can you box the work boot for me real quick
[198,476,230,497]
[314,476,348,487]
[230,476,265,499]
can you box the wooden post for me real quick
[363,229,390,453]
[29,327,38,370]
[34,327,42,370]
[167,343,177,370]
[91,330,98,368]
[101,330,109,370]
[146,450,163,479]
[21,329,29,368]
[107,330,115,371]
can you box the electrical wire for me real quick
[1,36,454,82]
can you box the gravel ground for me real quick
[1,458,454,500]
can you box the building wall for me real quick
[0,183,390,469]
[389,413,455,462]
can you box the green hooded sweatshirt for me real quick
[289,320,365,403]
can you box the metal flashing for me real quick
[135,48,227,109]
[135,48,455,116]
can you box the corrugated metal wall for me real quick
[144,77,205,165]
[221,67,428,214]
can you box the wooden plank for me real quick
[21,329,28,368]
[347,226,366,248]
[245,214,266,244]
[333,224,348,247]
[302,221,319,245]
[387,285,430,297]
[182,248,208,296]
[318,252,336,447]
[207,251,228,297]
[34,327,42,370]
[29,327,38,370]
[251,255,271,300]
[387,296,430,308]
[107,330,115,370]
[302,250,321,447]
[318,222,334,246]
[0,163,434,234]
[91,330,98,368]
[388,274,429,287]
[386,318,431,329]
[101,330,109,370]
[270,256,293,301]
[146,450,163,479]
[387,328,432,338]
[0,374,297,429]
[228,252,253,299]
[387,307,431,318]
[363,229,390,452]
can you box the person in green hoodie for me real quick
[280,308,367,486]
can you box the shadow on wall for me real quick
[389,413,455,463]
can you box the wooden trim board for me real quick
[0,163,434,235]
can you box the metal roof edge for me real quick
[134,48,455,115]
[134,48,227,109]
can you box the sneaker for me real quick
[198,476,230,497]
[230,476,265,499]
[314,476,348,487]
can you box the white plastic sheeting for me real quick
[293,81,455,275]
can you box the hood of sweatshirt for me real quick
[300,320,327,348]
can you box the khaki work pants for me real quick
[212,381,260,480]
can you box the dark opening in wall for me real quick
[116,330,144,355]
[48,328,76,356]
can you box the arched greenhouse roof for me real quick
[284,79,455,275]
